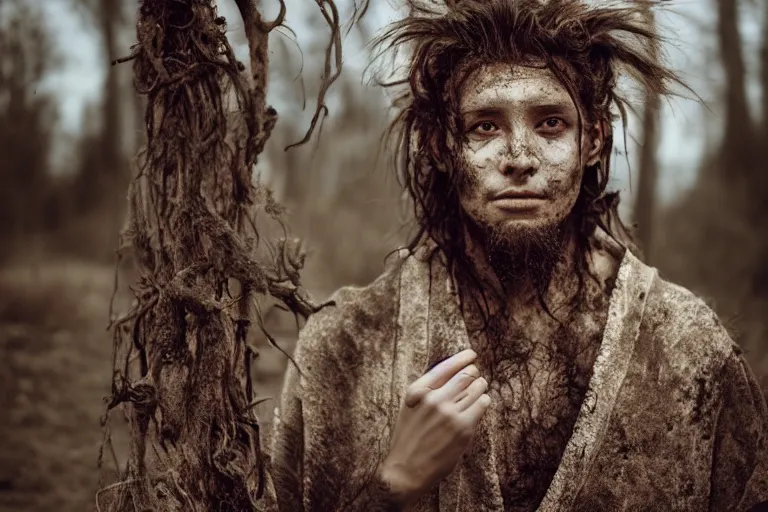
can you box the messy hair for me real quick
[375,0,686,302]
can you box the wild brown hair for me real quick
[374,0,686,304]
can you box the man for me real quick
[266,0,768,510]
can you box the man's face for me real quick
[457,63,591,246]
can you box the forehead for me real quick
[459,63,575,112]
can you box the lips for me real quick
[490,189,547,213]
[491,189,547,201]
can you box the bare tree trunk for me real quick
[100,0,125,189]
[0,2,55,251]
[633,2,661,261]
[96,1,334,509]
[716,0,755,175]
[753,2,768,297]
[762,0,768,140]
[94,0,364,507]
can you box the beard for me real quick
[468,214,569,297]
[453,151,576,299]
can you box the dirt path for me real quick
[0,261,295,512]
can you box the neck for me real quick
[461,220,585,318]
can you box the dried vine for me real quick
[95,0,367,510]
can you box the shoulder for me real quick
[639,267,741,381]
[292,253,405,370]
[635,270,768,509]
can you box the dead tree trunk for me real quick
[96,1,327,510]
[753,2,768,297]
[762,1,768,137]
[100,0,121,176]
[716,0,755,179]
[633,2,661,261]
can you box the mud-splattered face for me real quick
[457,63,599,243]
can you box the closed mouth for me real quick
[491,190,547,213]
[492,189,547,201]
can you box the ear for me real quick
[585,120,606,167]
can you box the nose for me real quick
[499,134,539,179]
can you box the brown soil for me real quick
[0,260,295,512]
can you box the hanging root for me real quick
[96,0,366,510]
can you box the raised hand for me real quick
[380,349,491,506]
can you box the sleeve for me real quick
[267,320,405,512]
[709,349,768,511]
[269,359,306,511]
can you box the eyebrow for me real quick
[460,100,576,117]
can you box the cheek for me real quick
[457,144,496,218]
[537,137,582,192]
[461,140,501,177]
[534,137,583,222]
[458,141,503,191]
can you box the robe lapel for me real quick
[537,251,657,511]
[394,250,503,511]
[378,250,437,512]
[391,249,432,426]
[426,253,505,512]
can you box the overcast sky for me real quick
[38,0,765,209]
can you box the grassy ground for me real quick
[0,260,296,512]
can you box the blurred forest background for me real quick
[0,0,766,510]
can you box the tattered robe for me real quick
[267,247,768,511]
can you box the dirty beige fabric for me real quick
[268,247,768,511]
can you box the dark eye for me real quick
[538,117,567,134]
[471,121,498,135]
[479,121,495,131]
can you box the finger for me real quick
[429,364,479,402]
[416,349,477,390]
[462,393,491,423]
[456,376,488,411]
[404,387,428,408]
[405,349,476,407]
